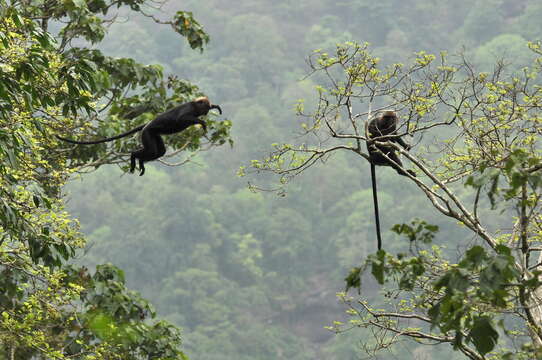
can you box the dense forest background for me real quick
[64,0,542,359]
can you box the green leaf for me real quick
[468,316,499,355]
[392,219,438,243]
[10,12,23,28]
[460,246,486,268]
[344,267,361,292]
[173,11,210,51]
[71,0,86,9]
[371,251,386,284]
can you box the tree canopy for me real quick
[4,0,542,359]
[0,0,230,358]
[249,41,542,359]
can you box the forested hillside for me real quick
[64,0,542,359]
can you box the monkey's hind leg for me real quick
[132,131,165,176]
[130,152,137,174]
[138,158,145,176]
[387,152,416,177]
[129,151,146,175]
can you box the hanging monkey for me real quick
[57,97,222,176]
[366,110,416,250]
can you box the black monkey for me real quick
[57,97,222,176]
[366,110,415,250]
[367,110,415,177]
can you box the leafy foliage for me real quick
[0,0,223,358]
[251,39,542,358]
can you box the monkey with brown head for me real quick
[57,97,222,176]
[366,110,415,251]
[367,110,415,177]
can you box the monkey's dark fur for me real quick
[367,110,415,177]
[57,97,222,176]
[366,110,415,250]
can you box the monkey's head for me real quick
[194,96,223,116]
[379,110,398,127]
[380,110,397,119]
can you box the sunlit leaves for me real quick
[0,11,58,117]
[248,41,447,189]
[345,218,525,356]
[466,149,542,208]
[414,51,436,66]
[427,245,521,355]
[173,11,210,51]
[0,1,205,358]
[245,19,542,360]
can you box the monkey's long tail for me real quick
[370,163,382,251]
[56,124,145,145]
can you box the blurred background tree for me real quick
[60,0,542,359]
